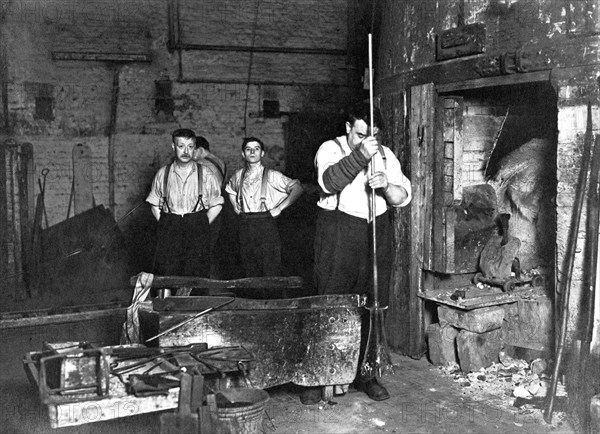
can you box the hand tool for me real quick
[145,297,234,343]
[575,133,600,432]
[545,104,596,423]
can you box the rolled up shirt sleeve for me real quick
[269,170,299,194]
[384,149,412,208]
[146,166,166,207]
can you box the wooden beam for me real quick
[152,294,364,312]
[1,307,126,329]
[172,43,346,56]
[130,275,303,290]
[51,52,151,62]
[436,70,551,93]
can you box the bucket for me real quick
[215,388,270,434]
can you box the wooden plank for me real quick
[452,98,464,206]
[152,294,363,312]
[432,96,447,272]
[432,96,464,274]
[107,66,120,214]
[1,307,126,329]
[417,85,435,271]
[18,143,34,296]
[0,144,8,288]
[405,83,434,356]
[445,208,456,272]
[51,52,151,62]
[134,275,304,290]
[436,70,551,93]
[381,90,414,353]
[72,143,94,215]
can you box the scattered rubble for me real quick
[437,352,570,428]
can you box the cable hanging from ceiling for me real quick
[243,0,262,136]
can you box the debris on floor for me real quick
[437,351,570,429]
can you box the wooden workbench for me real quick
[23,345,180,429]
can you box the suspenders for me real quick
[238,167,270,213]
[160,163,204,214]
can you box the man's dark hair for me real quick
[242,137,265,151]
[346,102,384,131]
[196,136,210,150]
[172,128,196,142]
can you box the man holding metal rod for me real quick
[307,102,412,403]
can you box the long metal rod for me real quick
[145,298,234,343]
[577,134,600,432]
[368,33,379,308]
[107,66,121,215]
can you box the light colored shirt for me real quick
[226,164,300,213]
[315,135,412,220]
[146,161,224,215]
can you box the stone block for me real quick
[426,323,458,366]
[438,305,504,333]
[456,328,503,372]
[502,297,553,352]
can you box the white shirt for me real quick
[146,162,224,215]
[226,164,300,212]
[314,135,412,220]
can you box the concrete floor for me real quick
[1,350,574,434]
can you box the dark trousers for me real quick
[153,211,210,277]
[314,209,392,306]
[239,212,281,277]
[314,209,393,381]
[209,213,222,278]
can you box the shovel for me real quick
[160,372,198,434]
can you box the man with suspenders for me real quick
[146,129,224,277]
[226,137,303,277]
[308,102,412,403]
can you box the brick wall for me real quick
[378,0,600,79]
[1,0,361,226]
[553,71,600,345]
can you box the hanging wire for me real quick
[370,0,378,34]
[243,0,262,136]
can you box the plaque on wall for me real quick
[436,23,486,61]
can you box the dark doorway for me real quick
[279,112,345,293]
[283,112,345,183]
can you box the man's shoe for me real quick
[299,387,322,405]
[356,378,390,401]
